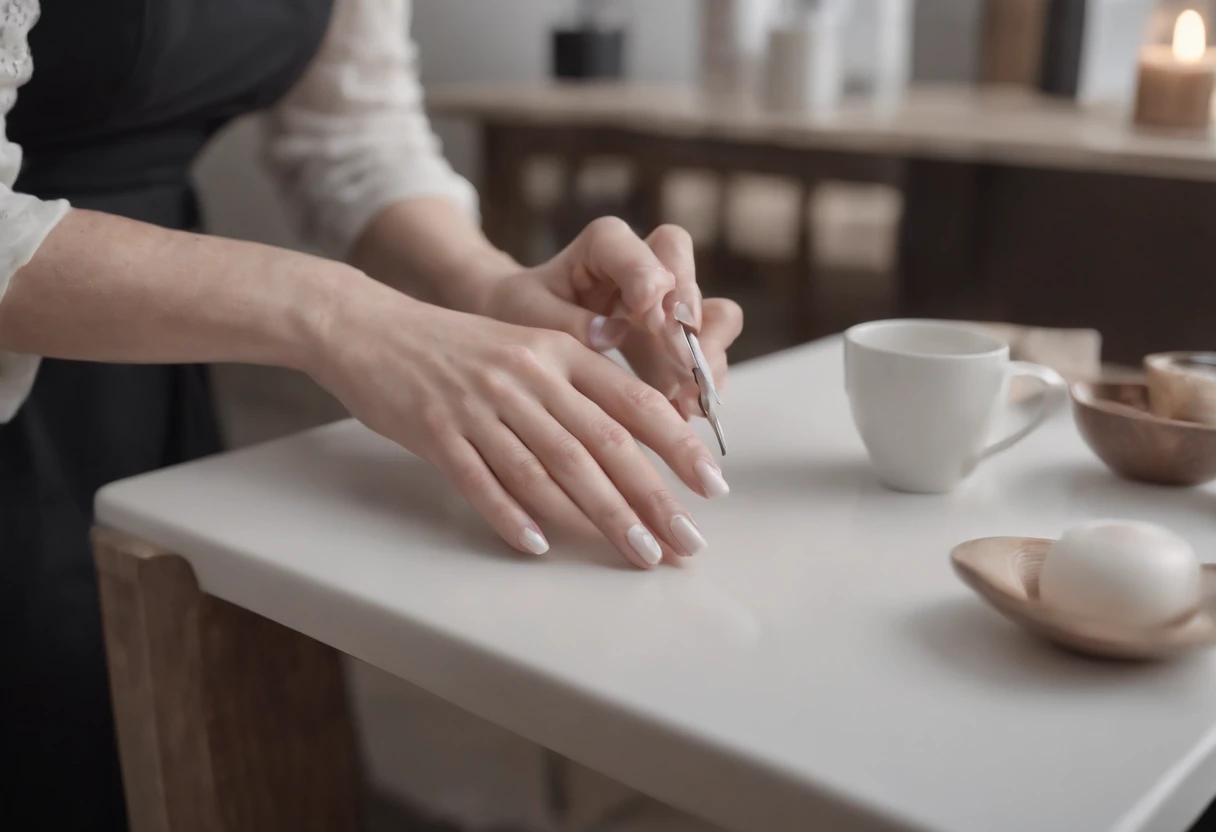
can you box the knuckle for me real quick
[592,417,634,454]
[588,215,631,237]
[642,487,682,518]
[674,432,708,460]
[553,431,591,471]
[624,382,669,417]
[475,367,514,402]
[496,343,544,375]
[547,330,581,354]
[523,328,576,360]
[507,453,550,492]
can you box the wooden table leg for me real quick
[91,527,363,832]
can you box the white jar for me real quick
[763,2,846,112]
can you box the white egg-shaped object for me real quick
[1038,520,1202,629]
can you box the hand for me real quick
[481,219,743,415]
[309,281,732,569]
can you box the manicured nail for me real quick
[519,527,550,555]
[670,516,707,556]
[627,524,663,565]
[695,460,730,499]
[674,302,697,327]
[589,316,630,351]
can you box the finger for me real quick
[494,385,668,569]
[431,433,550,556]
[532,288,632,353]
[536,374,709,558]
[571,352,730,500]
[696,298,745,358]
[575,217,675,336]
[646,224,703,369]
[483,275,630,354]
[468,415,589,532]
[618,327,688,400]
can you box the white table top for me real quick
[97,339,1216,832]
[428,83,1216,184]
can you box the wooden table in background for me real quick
[428,82,1216,363]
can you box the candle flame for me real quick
[1173,10,1207,63]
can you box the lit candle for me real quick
[1133,9,1216,130]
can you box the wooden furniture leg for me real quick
[92,527,364,832]
[481,122,535,263]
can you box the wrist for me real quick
[439,245,520,317]
[280,259,395,377]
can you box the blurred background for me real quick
[190,1,1216,829]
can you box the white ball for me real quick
[1038,520,1201,629]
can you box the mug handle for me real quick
[979,361,1068,460]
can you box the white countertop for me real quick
[97,339,1216,832]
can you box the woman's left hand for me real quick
[482,218,744,417]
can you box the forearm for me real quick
[0,208,365,371]
[348,196,518,314]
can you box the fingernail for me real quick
[674,302,697,327]
[519,527,550,555]
[589,316,630,351]
[627,524,663,565]
[695,460,730,499]
[670,516,707,556]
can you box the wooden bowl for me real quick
[1070,381,1216,486]
[1145,352,1216,425]
[951,536,1216,660]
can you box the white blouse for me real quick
[0,0,478,422]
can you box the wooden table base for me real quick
[92,528,364,832]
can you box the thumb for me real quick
[525,290,631,352]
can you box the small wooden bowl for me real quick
[951,536,1216,660]
[1145,352,1216,426]
[1070,381,1216,486]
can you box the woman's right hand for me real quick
[308,280,730,569]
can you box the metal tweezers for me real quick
[682,323,727,456]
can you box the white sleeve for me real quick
[0,0,72,423]
[262,0,478,259]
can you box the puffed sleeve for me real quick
[262,0,478,259]
[0,0,72,423]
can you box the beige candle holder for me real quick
[1133,2,1216,131]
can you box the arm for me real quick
[261,0,514,311]
[262,0,743,415]
[1,205,727,567]
[0,209,345,371]
[0,0,72,419]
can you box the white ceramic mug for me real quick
[844,320,1067,493]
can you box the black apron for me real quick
[0,1,334,828]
